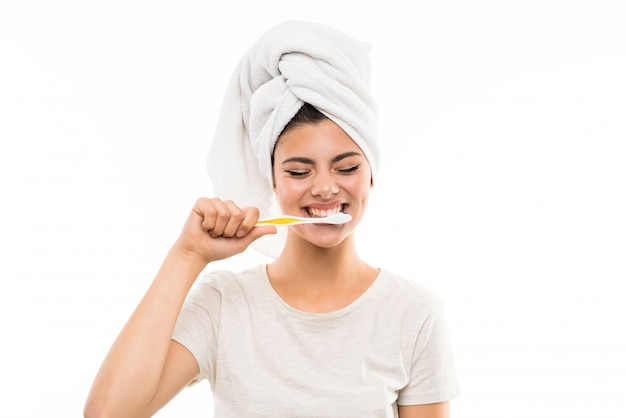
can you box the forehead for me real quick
[274,119,362,157]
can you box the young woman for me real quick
[85,21,459,418]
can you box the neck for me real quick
[273,234,362,281]
[266,233,379,313]
[266,232,379,313]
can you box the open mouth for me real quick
[305,204,347,218]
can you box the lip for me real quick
[304,200,345,210]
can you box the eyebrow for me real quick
[280,151,362,165]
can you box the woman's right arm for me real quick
[83,198,275,417]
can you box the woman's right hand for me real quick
[85,197,271,417]
[173,197,276,264]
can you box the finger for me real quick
[235,207,261,237]
[207,199,230,237]
[194,198,218,232]
[221,200,246,238]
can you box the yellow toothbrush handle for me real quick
[256,217,299,225]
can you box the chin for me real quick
[299,230,352,250]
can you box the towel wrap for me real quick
[207,20,380,257]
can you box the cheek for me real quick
[344,174,371,197]
[274,178,306,205]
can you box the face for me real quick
[272,118,372,249]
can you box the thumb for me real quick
[241,225,277,245]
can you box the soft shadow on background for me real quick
[1,1,624,416]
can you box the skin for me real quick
[83,118,449,418]
[267,119,379,313]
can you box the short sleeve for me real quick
[397,300,461,405]
[171,274,222,386]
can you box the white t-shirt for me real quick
[172,264,460,417]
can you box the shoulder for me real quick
[191,264,266,296]
[198,264,264,284]
[378,269,446,315]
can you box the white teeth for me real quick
[307,206,344,218]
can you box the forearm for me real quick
[85,199,273,416]
[398,401,450,418]
[85,247,207,415]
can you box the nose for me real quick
[310,172,339,199]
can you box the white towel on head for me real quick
[207,20,380,258]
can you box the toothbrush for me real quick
[256,212,352,226]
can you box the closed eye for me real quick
[338,164,361,173]
[283,169,310,177]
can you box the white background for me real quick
[1,0,624,416]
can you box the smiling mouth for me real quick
[305,204,347,218]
